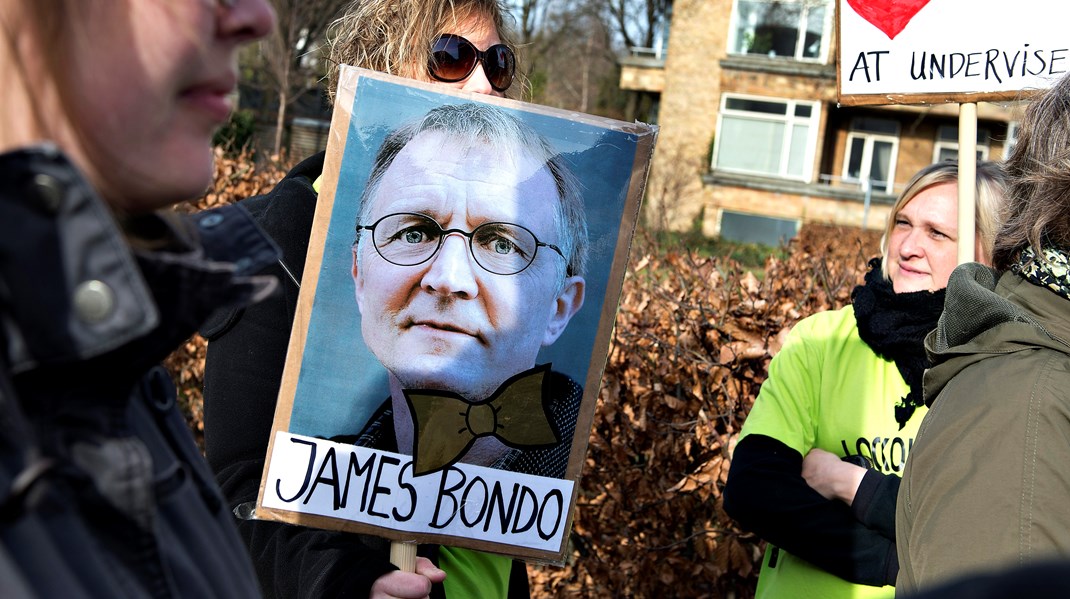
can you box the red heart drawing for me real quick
[845,0,931,40]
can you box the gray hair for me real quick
[994,72,1070,271]
[356,102,588,278]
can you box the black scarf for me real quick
[851,258,945,429]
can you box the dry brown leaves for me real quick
[173,147,291,214]
[163,153,880,595]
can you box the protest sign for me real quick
[255,66,657,563]
[838,0,1067,106]
[839,0,1067,262]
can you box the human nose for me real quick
[899,229,924,258]
[421,234,479,298]
[461,63,500,97]
[217,0,276,43]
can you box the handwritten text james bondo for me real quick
[261,433,573,553]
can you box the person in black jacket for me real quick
[201,1,532,597]
[0,0,275,597]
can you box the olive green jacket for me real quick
[897,263,1070,594]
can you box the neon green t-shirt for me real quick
[439,547,511,598]
[740,306,927,599]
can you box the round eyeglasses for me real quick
[356,213,567,276]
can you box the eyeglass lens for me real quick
[429,34,515,92]
[369,213,540,275]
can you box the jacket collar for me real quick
[0,145,279,378]
[923,262,1070,403]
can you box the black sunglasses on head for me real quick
[428,34,515,93]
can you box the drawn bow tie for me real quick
[405,364,560,476]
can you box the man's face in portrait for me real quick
[352,130,585,402]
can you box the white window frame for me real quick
[712,93,821,181]
[727,0,833,63]
[841,119,900,194]
[933,125,990,163]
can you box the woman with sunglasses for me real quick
[200,1,526,598]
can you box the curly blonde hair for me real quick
[325,0,523,103]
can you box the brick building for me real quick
[620,0,1020,245]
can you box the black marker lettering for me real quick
[985,49,1002,83]
[536,490,565,541]
[460,476,490,528]
[275,437,317,503]
[1051,49,1068,75]
[510,485,539,534]
[304,447,340,507]
[392,461,417,521]
[430,467,465,529]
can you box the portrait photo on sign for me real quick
[255,66,656,562]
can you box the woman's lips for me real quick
[899,263,926,276]
[181,81,235,124]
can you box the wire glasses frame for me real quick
[355,213,568,276]
[428,34,516,93]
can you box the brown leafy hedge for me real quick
[165,152,882,596]
[527,226,880,597]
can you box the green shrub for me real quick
[213,109,256,156]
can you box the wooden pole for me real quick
[957,102,978,265]
[390,541,418,572]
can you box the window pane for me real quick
[802,5,825,58]
[795,104,812,118]
[726,97,788,115]
[717,116,785,175]
[869,140,894,187]
[938,126,991,144]
[720,211,800,247]
[733,1,764,54]
[734,1,803,58]
[852,117,897,134]
[787,123,808,176]
[846,137,865,179]
[936,146,956,162]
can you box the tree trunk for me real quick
[273,87,288,157]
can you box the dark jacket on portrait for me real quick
[897,263,1070,593]
[202,152,531,598]
[0,145,275,598]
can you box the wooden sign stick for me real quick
[390,541,417,572]
[957,102,978,266]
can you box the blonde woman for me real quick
[723,161,1006,599]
